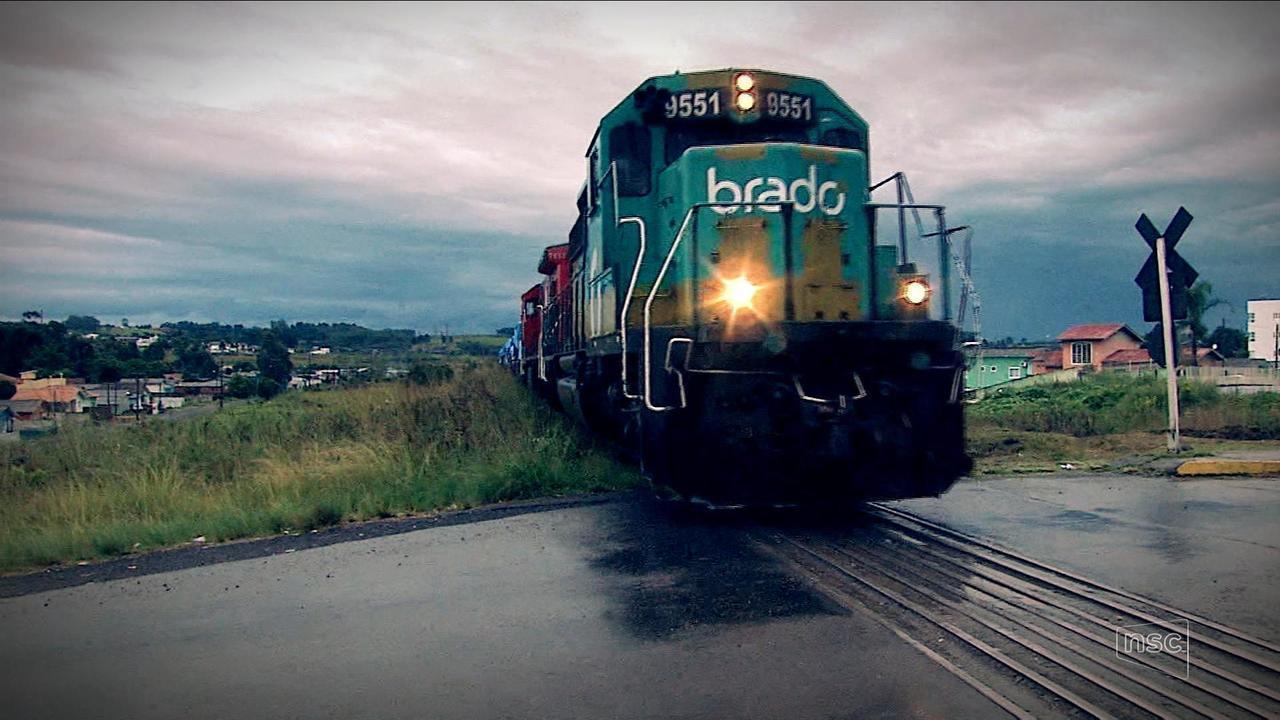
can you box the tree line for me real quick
[1144,281,1250,366]
[0,321,217,382]
[0,315,350,384]
[163,319,424,351]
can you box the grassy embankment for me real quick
[968,374,1280,473]
[0,362,638,573]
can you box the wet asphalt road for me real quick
[2,474,1277,720]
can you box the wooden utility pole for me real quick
[1134,207,1196,454]
[1155,237,1181,453]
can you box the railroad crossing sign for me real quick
[1134,207,1197,322]
[1133,207,1196,454]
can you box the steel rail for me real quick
[867,505,1280,675]
[847,534,1241,720]
[804,536,1180,720]
[862,528,1275,719]
[869,503,1280,657]
[865,507,1280,704]
[750,536,1038,720]
[871,522,1279,714]
[770,533,1119,720]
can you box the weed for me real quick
[0,363,638,573]
[969,374,1279,438]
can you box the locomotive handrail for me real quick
[600,155,653,400]
[642,204,697,411]
[792,373,867,406]
[865,201,953,323]
[617,215,645,399]
[537,302,546,382]
[663,335,868,407]
[662,337,693,409]
[592,160,650,400]
[642,200,795,412]
[869,170,982,344]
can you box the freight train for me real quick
[510,69,972,506]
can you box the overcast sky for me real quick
[1,2,1276,338]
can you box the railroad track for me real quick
[753,504,1280,720]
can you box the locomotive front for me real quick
[534,69,970,505]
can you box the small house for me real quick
[11,384,89,415]
[1056,324,1145,372]
[966,349,1039,390]
[1,399,42,422]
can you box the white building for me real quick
[1247,298,1280,361]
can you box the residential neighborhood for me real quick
[0,316,444,440]
[964,320,1274,396]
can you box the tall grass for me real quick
[0,362,638,573]
[969,373,1280,438]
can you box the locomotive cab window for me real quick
[568,214,587,256]
[609,123,651,196]
[664,123,808,165]
[588,148,600,212]
[820,127,865,151]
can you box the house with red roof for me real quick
[1099,347,1156,371]
[11,384,90,416]
[1030,346,1064,374]
[1055,323,1145,372]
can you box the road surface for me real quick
[2,474,1277,719]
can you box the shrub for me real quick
[256,377,283,400]
[970,374,1277,438]
[407,361,454,386]
[226,375,256,399]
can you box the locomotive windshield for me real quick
[663,123,809,165]
[663,123,865,166]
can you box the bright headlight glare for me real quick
[902,279,930,305]
[721,276,758,309]
[735,91,756,111]
[734,72,755,92]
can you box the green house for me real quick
[965,349,1039,390]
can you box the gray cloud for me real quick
[1,1,1277,337]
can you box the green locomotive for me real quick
[519,68,971,505]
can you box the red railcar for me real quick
[538,244,572,351]
[518,284,543,384]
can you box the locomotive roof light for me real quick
[902,278,931,305]
[734,72,755,92]
[721,275,759,310]
[735,91,756,112]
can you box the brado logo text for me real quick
[707,166,846,216]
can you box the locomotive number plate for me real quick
[664,89,725,119]
[763,91,813,121]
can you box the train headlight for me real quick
[734,72,755,92]
[721,276,759,310]
[902,279,931,305]
[735,91,756,112]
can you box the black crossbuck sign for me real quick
[1134,207,1197,322]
